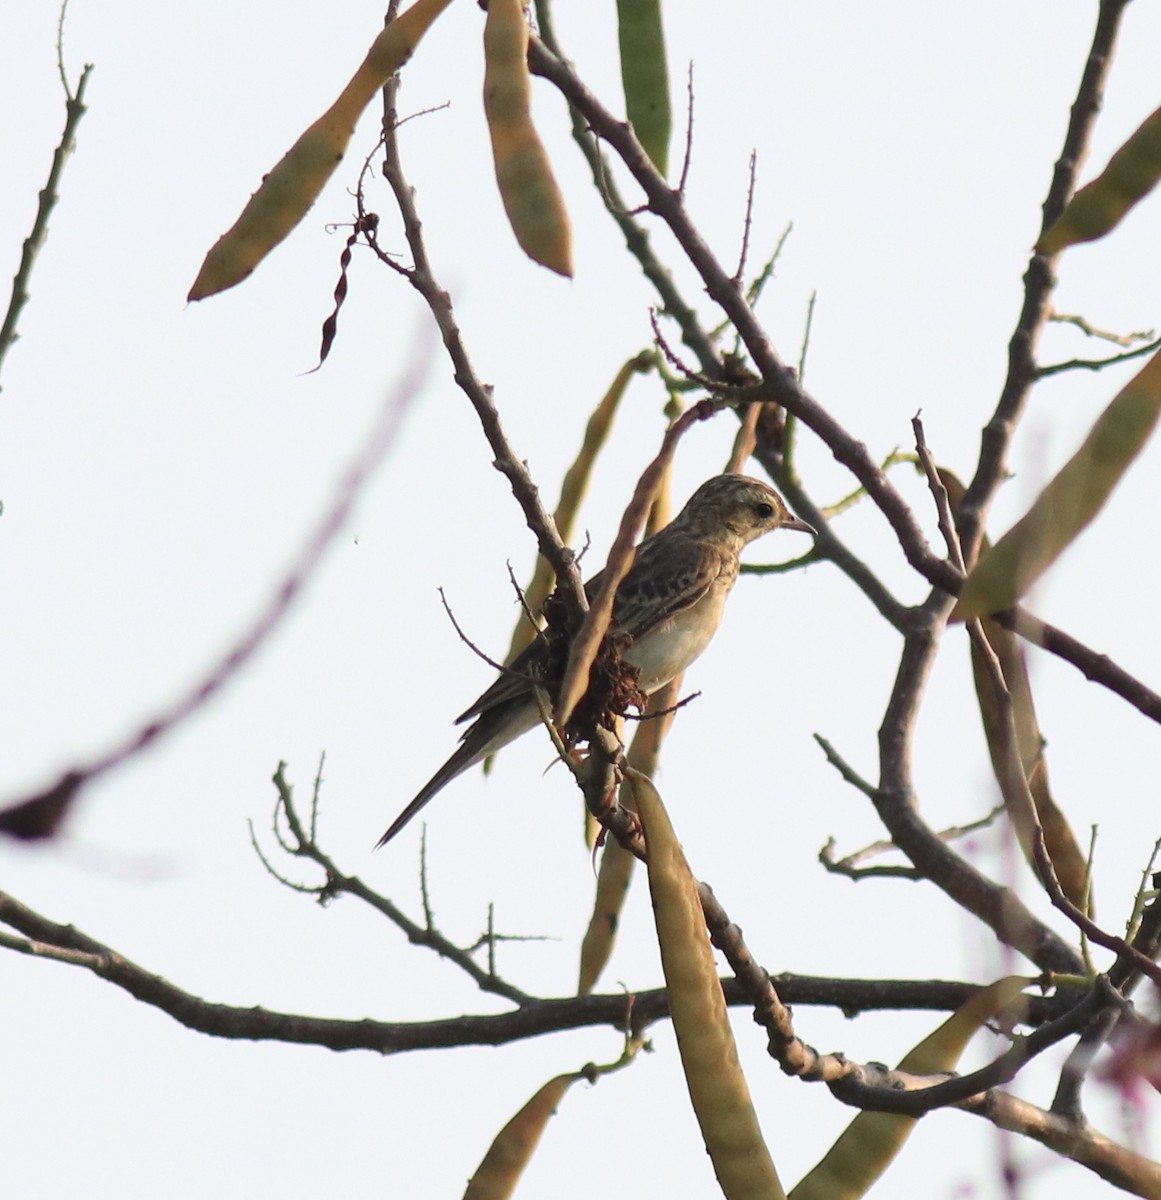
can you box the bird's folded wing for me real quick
[453,634,552,726]
[454,538,722,727]
[608,537,723,641]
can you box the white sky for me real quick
[2,2,1160,1197]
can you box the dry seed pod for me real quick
[953,346,1161,620]
[578,672,680,994]
[189,0,454,301]
[632,770,785,1199]
[937,470,1090,911]
[1039,105,1161,255]
[789,977,1030,1199]
[483,0,573,276]
[616,0,672,176]
[970,619,1090,909]
[463,1072,581,1200]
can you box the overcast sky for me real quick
[2,2,1160,1197]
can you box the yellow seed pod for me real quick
[189,0,455,301]
[576,671,682,994]
[463,1072,581,1200]
[616,0,672,176]
[483,0,573,276]
[577,836,634,995]
[1039,105,1161,255]
[631,770,785,1200]
[789,978,1031,1199]
[953,345,1161,620]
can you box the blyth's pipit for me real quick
[377,474,814,846]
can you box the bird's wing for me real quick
[452,628,552,725]
[607,536,724,641]
[452,537,723,726]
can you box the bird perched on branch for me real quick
[377,474,815,847]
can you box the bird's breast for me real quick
[624,586,729,694]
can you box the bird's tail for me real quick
[376,695,540,848]
[375,745,477,848]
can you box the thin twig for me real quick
[373,74,587,621]
[1037,335,1161,379]
[820,804,1006,878]
[1050,311,1155,346]
[676,61,695,198]
[732,150,758,286]
[955,0,1132,566]
[782,287,815,475]
[814,734,878,799]
[912,414,966,576]
[0,58,93,388]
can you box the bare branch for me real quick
[955,0,1134,566]
[1037,334,1161,379]
[374,75,587,620]
[0,888,998,1053]
[0,57,93,388]
[528,35,959,597]
[265,764,535,1006]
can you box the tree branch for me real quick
[0,60,93,388]
[0,888,1011,1053]
[955,0,1132,566]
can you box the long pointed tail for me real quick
[375,795,434,848]
[376,695,540,848]
[375,758,462,848]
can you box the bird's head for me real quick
[675,474,816,546]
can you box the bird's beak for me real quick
[784,514,817,537]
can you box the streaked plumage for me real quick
[377,474,814,847]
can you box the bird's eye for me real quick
[755,501,775,519]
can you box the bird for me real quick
[376,474,815,847]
